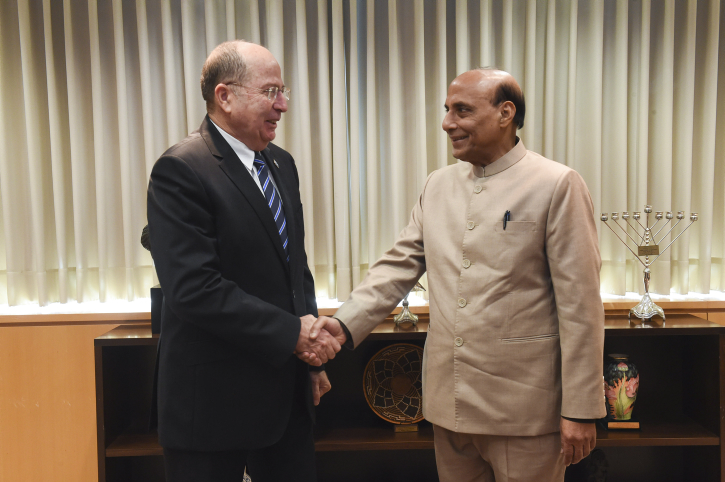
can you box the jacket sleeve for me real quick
[334,174,432,348]
[147,154,300,367]
[545,169,607,419]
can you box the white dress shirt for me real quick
[209,118,281,200]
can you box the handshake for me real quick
[294,315,347,366]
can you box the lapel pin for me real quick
[273,159,280,169]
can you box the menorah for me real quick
[601,205,698,323]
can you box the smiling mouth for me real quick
[450,136,468,143]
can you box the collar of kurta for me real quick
[472,137,527,178]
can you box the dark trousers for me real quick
[164,395,316,482]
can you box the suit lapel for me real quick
[201,118,290,269]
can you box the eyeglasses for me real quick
[226,82,290,101]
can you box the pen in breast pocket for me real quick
[503,210,511,230]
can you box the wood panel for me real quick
[710,312,725,325]
[0,324,119,482]
[0,312,150,327]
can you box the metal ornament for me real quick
[601,205,698,324]
[393,282,426,327]
[362,343,424,430]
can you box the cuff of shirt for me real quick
[561,415,599,424]
[333,317,354,349]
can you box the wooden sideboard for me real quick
[94,313,725,482]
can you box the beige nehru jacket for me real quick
[335,140,606,436]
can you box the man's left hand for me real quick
[310,370,331,406]
[560,417,596,466]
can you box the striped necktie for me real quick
[253,156,289,261]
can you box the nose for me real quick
[274,92,288,112]
[442,110,455,133]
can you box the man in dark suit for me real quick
[147,40,342,482]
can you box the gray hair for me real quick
[474,67,526,129]
[200,40,250,108]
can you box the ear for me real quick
[214,84,234,114]
[499,101,516,128]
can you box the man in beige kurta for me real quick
[306,69,606,481]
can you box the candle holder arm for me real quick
[614,219,643,246]
[633,218,647,235]
[651,218,682,246]
[652,219,671,241]
[602,221,647,268]
[649,218,662,233]
[649,220,696,265]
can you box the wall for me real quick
[0,314,148,482]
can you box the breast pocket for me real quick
[485,221,540,273]
[494,221,537,233]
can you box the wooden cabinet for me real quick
[95,325,162,482]
[595,315,725,482]
[95,314,725,482]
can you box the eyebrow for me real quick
[447,101,473,110]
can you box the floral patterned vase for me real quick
[603,354,639,420]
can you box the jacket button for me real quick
[462,259,471,268]
[458,298,467,308]
[455,337,464,347]
[474,185,483,193]
[467,221,475,230]
[293,290,296,298]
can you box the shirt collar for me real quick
[208,118,256,171]
[471,137,527,178]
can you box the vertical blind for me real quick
[0,0,723,306]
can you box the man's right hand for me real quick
[296,316,348,366]
[309,316,347,345]
[294,315,341,366]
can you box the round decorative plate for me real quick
[362,343,424,424]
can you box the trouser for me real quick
[433,424,565,482]
[164,395,316,482]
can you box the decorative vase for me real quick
[603,354,639,420]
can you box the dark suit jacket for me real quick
[147,115,318,451]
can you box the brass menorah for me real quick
[601,205,698,323]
